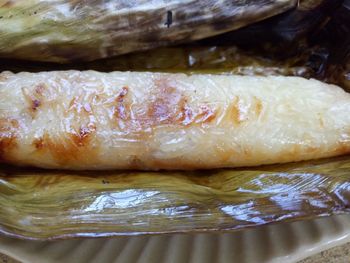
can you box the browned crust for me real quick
[0,118,18,162]
[111,78,218,132]
[31,129,98,166]
[70,124,96,147]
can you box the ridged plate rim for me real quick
[0,214,350,263]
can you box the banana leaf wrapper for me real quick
[0,1,348,87]
[1,156,350,240]
[0,0,350,240]
[0,0,297,63]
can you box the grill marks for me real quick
[32,137,44,150]
[223,96,264,126]
[148,80,186,125]
[33,133,83,164]
[11,74,266,167]
[71,123,97,147]
[111,78,218,133]
[32,126,98,166]
[23,82,99,166]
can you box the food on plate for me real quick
[0,0,297,62]
[0,70,349,170]
[1,157,350,240]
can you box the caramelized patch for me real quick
[147,78,216,127]
[32,99,41,111]
[226,97,241,125]
[148,81,183,124]
[0,118,18,162]
[22,84,47,117]
[71,124,96,147]
[33,137,44,150]
[110,79,217,132]
[254,97,263,117]
[334,141,350,156]
[41,133,79,163]
[31,123,97,165]
[306,146,319,154]
[222,96,263,126]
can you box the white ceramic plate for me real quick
[1,215,350,263]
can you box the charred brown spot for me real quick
[110,79,216,132]
[33,137,44,150]
[22,84,47,116]
[0,118,18,162]
[32,99,41,111]
[148,81,183,124]
[147,79,217,127]
[40,133,80,163]
[226,97,242,125]
[334,142,350,156]
[34,128,98,166]
[0,137,16,162]
[71,124,96,147]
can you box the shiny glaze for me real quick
[0,71,350,170]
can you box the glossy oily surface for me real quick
[0,0,296,62]
[1,155,350,240]
[1,72,350,170]
[0,0,348,246]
